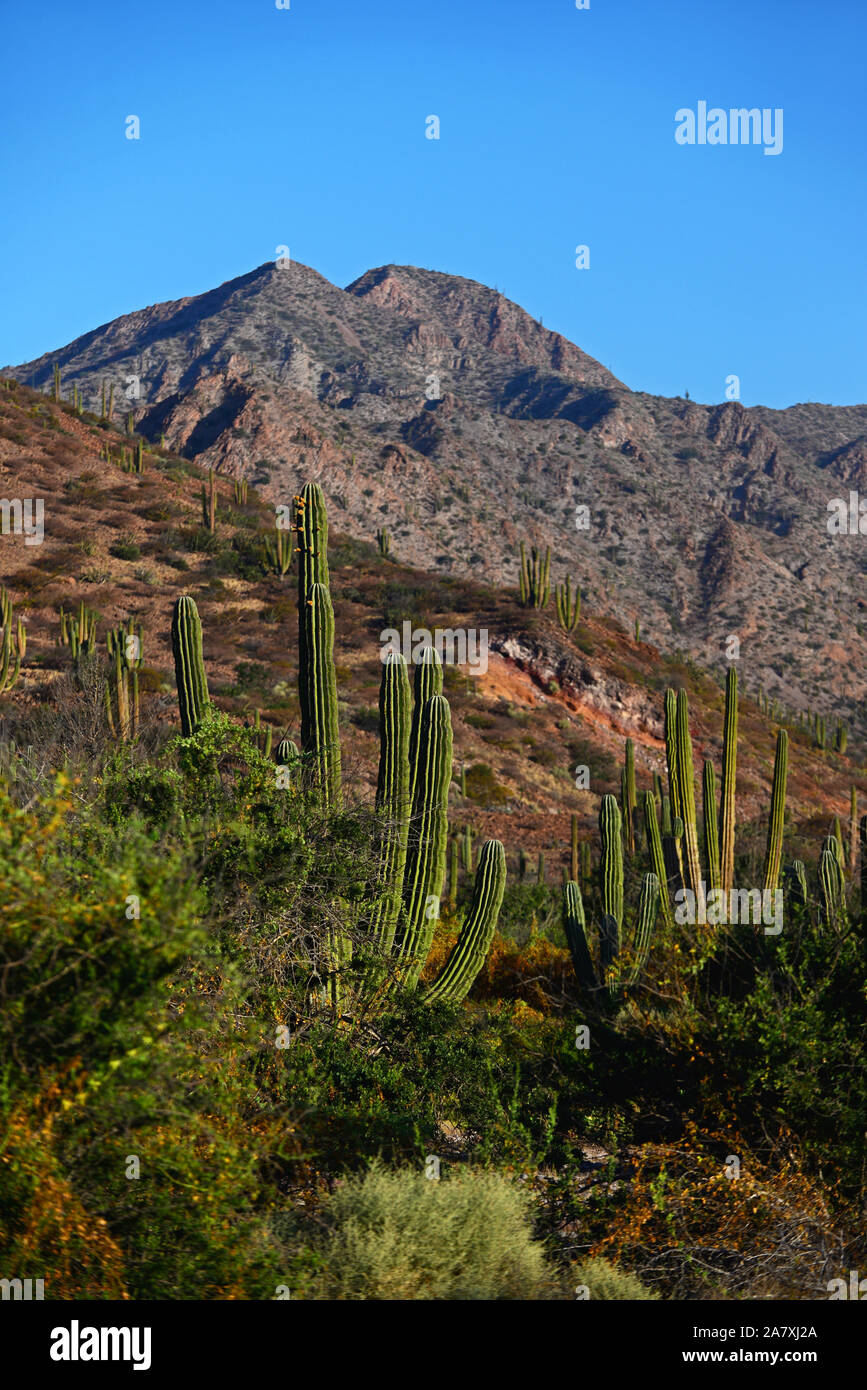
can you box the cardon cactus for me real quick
[105,617,143,740]
[364,652,412,971]
[299,581,342,808]
[563,867,660,1003]
[702,760,721,894]
[719,667,738,895]
[424,839,507,1004]
[171,595,210,737]
[555,574,580,632]
[396,692,453,987]
[518,541,550,609]
[762,729,788,894]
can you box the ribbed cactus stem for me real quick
[408,647,443,808]
[571,812,579,881]
[299,581,342,809]
[623,738,637,854]
[664,689,681,823]
[397,693,453,987]
[563,881,596,991]
[171,596,210,737]
[424,839,506,1003]
[625,874,660,988]
[719,666,738,895]
[762,729,788,894]
[643,791,674,930]
[675,690,704,914]
[365,652,412,965]
[785,859,808,909]
[702,760,721,894]
[818,844,845,927]
[599,794,623,936]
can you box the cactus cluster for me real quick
[233,478,249,505]
[263,525,293,578]
[518,542,550,609]
[563,795,660,1001]
[376,527,391,558]
[58,602,97,664]
[105,618,143,740]
[555,574,580,632]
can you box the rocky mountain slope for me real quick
[6,259,867,732]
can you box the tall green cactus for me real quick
[719,666,738,895]
[599,794,624,936]
[408,647,443,808]
[664,689,680,824]
[424,840,506,1003]
[555,574,580,631]
[299,581,342,808]
[702,760,721,894]
[622,738,637,854]
[171,596,210,737]
[364,652,412,971]
[518,541,550,609]
[762,729,788,894]
[673,690,703,913]
[643,790,674,930]
[396,692,453,987]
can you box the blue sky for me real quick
[1,0,864,407]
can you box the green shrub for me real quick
[312,1163,552,1299]
[572,1257,660,1300]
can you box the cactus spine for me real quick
[762,729,788,894]
[171,596,210,737]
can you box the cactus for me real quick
[171,595,210,737]
[233,478,249,505]
[105,617,142,740]
[555,574,580,632]
[784,859,808,910]
[362,652,412,976]
[563,868,660,1003]
[571,813,580,881]
[395,692,453,987]
[599,795,624,933]
[762,729,788,894]
[643,790,674,930]
[835,722,848,754]
[818,841,846,927]
[537,850,546,885]
[202,468,217,533]
[580,838,592,884]
[622,738,637,854]
[460,823,474,874]
[702,760,721,894]
[673,690,704,914]
[850,787,858,871]
[0,588,24,693]
[263,526,293,578]
[52,363,61,402]
[299,582,342,808]
[376,527,391,558]
[424,840,506,1003]
[518,541,550,609]
[518,847,529,881]
[719,666,738,895]
[634,618,640,642]
[664,689,680,824]
[58,602,97,665]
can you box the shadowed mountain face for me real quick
[7,259,867,730]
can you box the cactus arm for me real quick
[424,839,506,1003]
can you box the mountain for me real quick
[7,259,867,733]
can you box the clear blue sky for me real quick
[1,0,864,407]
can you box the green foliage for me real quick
[573,1257,660,1300]
[310,1163,552,1300]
